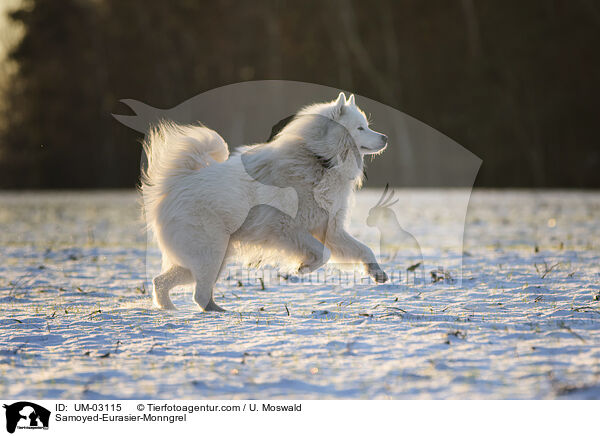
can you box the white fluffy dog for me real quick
[141,92,388,311]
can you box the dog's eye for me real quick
[357,127,364,131]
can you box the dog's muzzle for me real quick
[361,135,388,154]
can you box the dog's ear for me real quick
[332,92,346,118]
[334,92,347,106]
[347,94,356,106]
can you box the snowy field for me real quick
[1,189,599,399]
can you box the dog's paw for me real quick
[204,299,226,312]
[298,265,311,275]
[367,264,388,283]
[374,270,389,283]
[298,261,320,275]
[153,297,177,310]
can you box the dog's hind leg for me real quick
[192,262,226,312]
[187,233,229,312]
[203,250,231,312]
[152,265,193,309]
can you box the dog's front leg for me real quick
[326,229,388,283]
[293,230,331,274]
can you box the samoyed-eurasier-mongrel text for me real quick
[141,92,388,311]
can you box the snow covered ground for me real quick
[1,189,599,399]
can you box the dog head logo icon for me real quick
[3,402,50,434]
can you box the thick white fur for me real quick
[141,93,388,311]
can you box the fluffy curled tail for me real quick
[140,121,229,231]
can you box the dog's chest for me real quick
[312,171,351,213]
[298,175,351,239]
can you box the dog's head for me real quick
[267,93,388,183]
[297,92,388,156]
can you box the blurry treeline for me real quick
[0,0,599,188]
